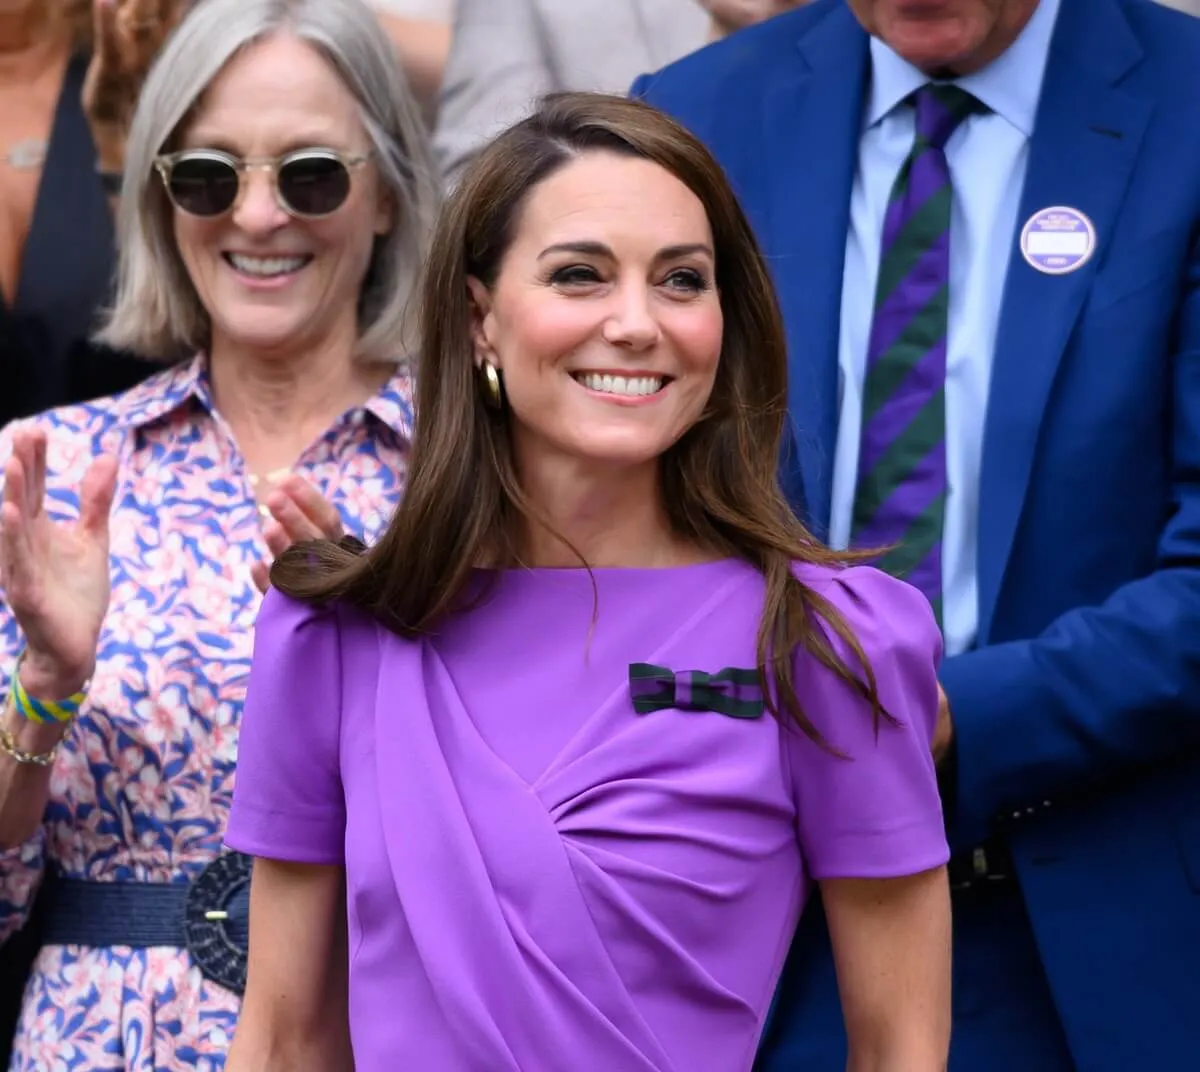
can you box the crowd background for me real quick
[0,0,1198,1068]
[5,0,1197,430]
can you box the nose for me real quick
[230,166,288,235]
[601,282,662,352]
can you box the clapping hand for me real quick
[82,0,188,169]
[251,476,345,594]
[0,428,117,696]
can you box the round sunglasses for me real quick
[153,147,371,219]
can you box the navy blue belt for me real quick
[40,851,253,994]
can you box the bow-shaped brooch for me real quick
[628,663,765,720]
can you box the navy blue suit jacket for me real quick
[635,0,1200,1066]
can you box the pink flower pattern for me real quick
[0,357,412,1070]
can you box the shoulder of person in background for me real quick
[1155,0,1200,17]
[370,0,455,120]
[434,0,708,189]
[371,0,453,16]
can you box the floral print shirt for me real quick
[0,356,412,1071]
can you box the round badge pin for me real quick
[1020,206,1096,275]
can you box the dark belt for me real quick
[39,851,252,995]
[947,838,1016,894]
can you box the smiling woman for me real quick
[225,93,952,1071]
[0,1,437,1069]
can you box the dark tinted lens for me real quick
[167,156,240,216]
[278,154,351,216]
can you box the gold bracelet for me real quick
[0,691,64,767]
[0,722,62,767]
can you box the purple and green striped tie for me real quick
[851,83,982,626]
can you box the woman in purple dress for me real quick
[224,93,953,1071]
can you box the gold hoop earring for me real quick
[480,359,503,410]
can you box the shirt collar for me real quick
[108,355,208,430]
[364,361,416,445]
[109,353,415,445]
[865,0,1062,137]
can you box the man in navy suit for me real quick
[634,1,1200,1068]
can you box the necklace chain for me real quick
[247,468,291,522]
[2,137,46,170]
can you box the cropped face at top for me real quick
[847,0,1039,75]
[165,31,393,358]
[468,151,724,475]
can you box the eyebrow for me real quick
[181,133,343,154]
[537,241,714,262]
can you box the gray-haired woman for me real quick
[0,0,437,1066]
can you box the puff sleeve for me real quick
[225,589,347,865]
[787,565,950,880]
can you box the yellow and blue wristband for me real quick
[10,653,88,725]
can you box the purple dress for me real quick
[225,559,948,1071]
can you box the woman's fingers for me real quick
[78,455,119,539]
[261,521,293,561]
[275,477,343,541]
[9,431,36,522]
[2,452,37,576]
[250,560,271,595]
[0,496,22,589]
[255,480,342,590]
[264,496,317,546]
[29,430,47,518]
[3,447,24,514]
[0,466,37,602]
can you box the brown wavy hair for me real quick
[272,92,888,745]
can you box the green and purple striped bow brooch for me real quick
[628,663,765,720]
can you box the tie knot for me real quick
[913,83,981,151]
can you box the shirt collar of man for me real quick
[864,0,1063,139]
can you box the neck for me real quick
[515,451,697,569]
[0,5,67,74]
[209,328,389,471]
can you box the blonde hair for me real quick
[96,0,439,363]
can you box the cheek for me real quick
[172,215,221,278]
[493,294,603,366]
[327,200,381,262]
[668,305,724,376]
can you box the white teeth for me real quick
[576,373,664,397]
[228,254,308,278]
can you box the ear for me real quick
[373,188,395,236]
[466,276,497,369]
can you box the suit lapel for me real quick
[761,5,868,533]
[977,0,1150,639]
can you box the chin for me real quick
[568,436,671,470]
[211,314,316,356]
[887,22,981,70]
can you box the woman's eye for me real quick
[663,268,709,293]
[550,265,602,286]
